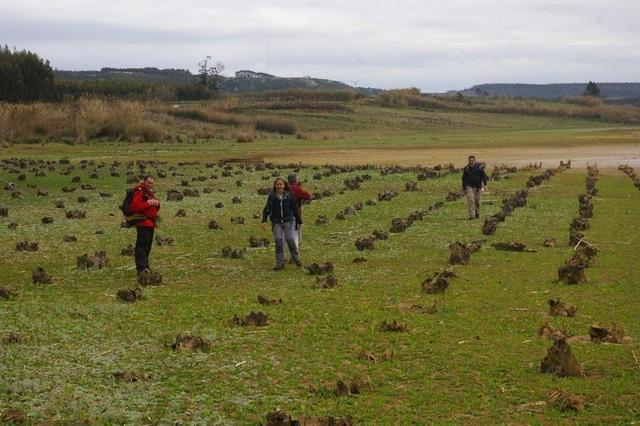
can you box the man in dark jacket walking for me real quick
[129,175,160,273]
[287,173,311,250]
[462,155,488,219]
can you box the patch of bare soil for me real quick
[116,287,143,303]
[540,337,583,377]
[32,267,52,284]
[547,389,586,412]
[170,333,211,351]
[174,209,187,217]
[589,324,626,344]
[491,242,531,252]
[208,220,221,230]
[41,216,54,224]
[335,376,372,397]
[77,251,109,270]
[234,311,269,327]
[2,332,22,345]
[257,295,282,305]
[379,320,408,333]
[306,262,334,275]
[63,235,77,242]
[548,299,577,317]
[352,257,367,263]
[1,409,26,424]
[112,371,150,382]
[65,209,86,219]
[354,235,376,250]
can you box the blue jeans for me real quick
[272,221,299,266]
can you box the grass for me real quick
[1,154,639,423]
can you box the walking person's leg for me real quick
[135,227,153,272]
[465,186,476,219]
[273,223,285,269]
[474,188,481,218]
[283,221,301,265]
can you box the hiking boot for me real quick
[273,264,284,271]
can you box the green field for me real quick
[1,147,639,424]
[2,101,640,424]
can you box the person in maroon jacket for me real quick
[129,175,160,273]
[287,173,311,250]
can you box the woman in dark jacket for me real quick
[262,178,302,270]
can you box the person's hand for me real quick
[295,223,300,231]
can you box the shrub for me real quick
[254,117,298,134]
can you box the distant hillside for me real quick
[453,83,640,103]
[54,68,380,95]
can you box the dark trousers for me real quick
[135,227,154,272]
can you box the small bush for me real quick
[254,117,298,134]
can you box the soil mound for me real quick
[77,251,109,270]
[137,268,163,286]
[249,236,270,248]
[421,268,457,293]
[16,241,38,251]
[0,286,17,300]
[32,267,52,284]
[65,209,86,219]
[116,287,143,303]
[170,333,211,351]
[112,371,149,382]
[548,299,577,317]
[540,337,582,377]
[222,246,245,258]
[316,275,338,289]
[306,262,334,275]
[155,236,174,246]
[547,389,585,412]
[121,244,135,256]
[449,241,482,265]
[379,320,408,332]
[588,324,625,344]
[234,311,269,327]
[257,295,282,305]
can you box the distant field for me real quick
[1,155,639,423]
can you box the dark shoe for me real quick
[294,259,302,267]
[273,264,284,271]
[475,212,480,218]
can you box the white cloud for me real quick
[1,0,638,91]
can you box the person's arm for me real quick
[461,168,467,191]
[481,167,489,187]
[262,195,271,223]
[291,185,311,201]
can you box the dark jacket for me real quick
[130,185,160,228]
[262,191,302,225]
[462,164,488,190]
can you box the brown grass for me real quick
[254,116,298,134]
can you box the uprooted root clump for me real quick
[170,333,211,351]
[547,389,586,412]
[265,410,354,426]
[257,295,282,305]
[379,320,408,333]
[549,299,577,317]
[137,268,163,286]
[421,268,457,294]
[449,241,482,265]
[16,241,38,251]
[121,244,135,256]
[116,287,143,303]
[492,241,529,252]
[32,267,52,284]
[316,275,338,289]
[0,286,17,300]
[155,235,174,246]
[357,349,395,363]
[540,337,582,377]
[335,376,373,396]
[112,371,150,382]
[222,246,246,258]
[234,311,269,327]
[306,262,334,275]
[77,251,109,270]
[249,236,270,248]
[589,324,626,344]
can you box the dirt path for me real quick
[263,143,640,168]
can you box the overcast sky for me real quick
[2,0,638,92]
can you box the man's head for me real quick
[142,175,155,189]
[468,155,476,167]
[287,173,298,185]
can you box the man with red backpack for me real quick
[129,175,160,273]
